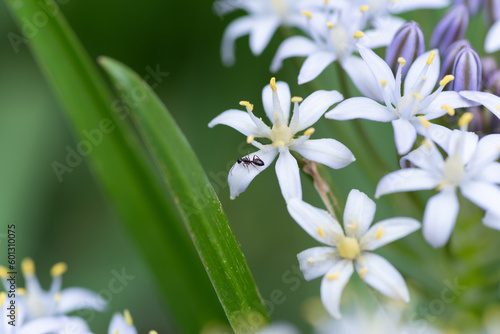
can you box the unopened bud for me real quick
[485,0,500,25]
[440,40,471,82]
[451,46,482,91]
[481,56,498,87]
[454,0,484,16]
[468,106,486,137]
[487,70,500,96]
[431,5,469,54]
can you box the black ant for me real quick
[230,154,265,174]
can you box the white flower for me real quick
[216,0,310,66]
[485,20,500,54]
[376,114,500,248]
[0,258,106,322]
[271,5,402,85]
[256,323,300,334]
[209,78,355,200]
[288,189,420,319]
[325,45,478,155]
[108,310,158,334]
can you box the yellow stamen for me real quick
[0,292,6,307]
[246,135,254,144]
[324,0,329,3]
[304,127,315,136]
[317,226,326,238]
[458,112,473,128]
[239,101,254,112]
[54,293,61,303]
[0,266,9,279]
[413,93,423,100]
[418,116,430,129]
[379,79,386,86]
[326,21,334,29]
[18,288,26,295]
[346,221,359,230]
[422,139,432,149]
[149,331,159,334]
[497,105,500,110]
[274,140,286,147]
[353,31,364,39]
[291,96,303,103]
[360,5,369,12]
[375,227,384,239]
[124,309,133,325]
[337,237,361,259]
[307,258,313,264]
[359,267,368,279]
[270,77,277,92]
[22,258,35,275]
[439,75,454,87]
[301,10,312,19]
[426,51,436,65]
[51,262,67,277]
[442,104,455,116]
[326,273,340,280]
[114,331,119,334]
[398,57,406,67]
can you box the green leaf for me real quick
[4,0,227,331]
[99,56,270,333]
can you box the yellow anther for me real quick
[426,51,436,65]
[375,227,384,239]
[359,267,368,279]
[497,105,500,110]
[246,135,254,144]
[291,96,303,103]
[442,104,455,116]
[360,5,369,12]
[413,93,423,100]
[398,57,406,67]
[379,79,387,86]
[114,331,119,334]
[353,31,364,39]
[301,10,312,19]
[439,75,455,87]
[0,292,6,307]
[270,77,277,92]
[458,112,473,128]
[274,140,286,147]
[54,293,61,303]
[422,139,432,149]
[124,309,133,325]
[239,101,254,112]
[326,21,334,29]
[324,0,329,3]
[18,288,26,295]
[304,127,315,136]
[21,258,35,275]
[149,331,159,334]
[51,262,67,277]
[307,258,313,264]
[326,273,340,280]
[317,226,326,238]
[347,221,359,230]
[418,116,430,129]
[0,266,9,279]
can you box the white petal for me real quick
[221,16,254,66]
[256,323,301,334]
[262,81,291,124]
[404,49,440,97]
[485,21,500,53]
[375,169,440,198]
[228,148,278,199]
[108,313,138,334]
[459,91,500,120]
[461,181,500,217]
[483,211,500,231]
[476,162,500,184]
[392,118,417,155]
[270,36,319,72]
[297,247,339,281]
[325,97,396,122]
[467,134,500,171]
[391,0,450,13]
[56,317,91,334]
[423,189,459,248]
[293,90,343,132]
[355,253,410,302]
[291,138,355,170]
[298,51,336,85]
[400,139,444,173]
[287,198,344,245]
[446,130,478,164]
[360,217,421,251]
[343,189,376,238]
[358,45,395,97]
[422,91,480,118]
[342,56,385,102]
[19,317,65,334]
[363,16,404,50]
[320,260,354,319]
[57,287,107,314]
[275,148,302,201]
[411,120,452,150]
[208,109,264,137]
[249,16,280,56]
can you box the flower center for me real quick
[337,236,361,259]
[442,154,465,186]
[396,92,422,119]
[328,24,350,59]
[270,118,292,147]
[270,0,287,18]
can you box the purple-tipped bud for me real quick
[431,5,469,54]
[440,40,471,81]
[468,106,486,136]
[451,46,482,91]
[487,69,500,95]
[454,0,484,16]
[385,21,425,79]
[485,0,500,25]
[481,56,498,86]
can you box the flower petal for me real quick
[298,51,336,85]
[287,198,344,245]
[461,181,500,217]
[476,162,500,184]
[446,130,478,164]
[19,316,66,334]
[422,91,479,119]
[292,90,343,132]
[363,16,404,50]
[399,139,445,173]
[404,49,440,97]
[411,120,452,150]
[391,0,449,13]
[467,134,500,171]
[275,148,302,201]
[57,287,107,314]
[270,36,320,72]
[360,217,421,251]
[375,169,440,198]
[459,90,500,119]
[208,109,266,137]
[355,252,410,302]
[343,189,376,238]
[297,247,339,281]
[423,188,459,248]
[325,97,397,122]
[392,118,417,155]
[320,260,354,319]
[262,81,291,124]
[358,45,396,98]
[483,211,500,231]
[485,20,500,53]
[342,56,385,102]
[108,313,138,334]
[249,16,280,56]
[228,148,278,199]
[290,138,355,170]
[221,16,254,66]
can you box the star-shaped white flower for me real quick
[209,78,355,200]
[0,258,106,322]
[108,310,158,334]
[288,189,420,319]
[325,45,478,155]
[216,0,311,66]
[485,19,500,54]
[376,114,500,248]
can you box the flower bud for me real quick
[450,46,482,91]
[484,0,500,25]
[491,112,500,133]
[486,69,500,96]
[467,106,486,136]
[440,40,471,82]
[385,21,425,78]
[481,56,498,86]
[454,0,484,16]
[431,5,469,54]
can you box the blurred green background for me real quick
[1,1,499,332]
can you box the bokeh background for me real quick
[0,0,498,332]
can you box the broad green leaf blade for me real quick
[4,0,227,331]
[99,56,270,333]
